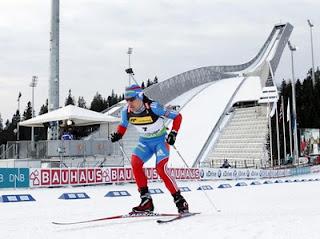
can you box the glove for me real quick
[166,130,177,145]
[111,132,122,142]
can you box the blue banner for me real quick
[289,167,311,176]
[0,168,30,188]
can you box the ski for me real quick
[156,212,200,224]
[52,212,180,225]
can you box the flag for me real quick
[287,98,290,122]
[269,102,276,117]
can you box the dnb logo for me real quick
[200,169,205,179]
[218,170,222,178]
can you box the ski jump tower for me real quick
[101,23,293,168]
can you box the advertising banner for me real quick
[27,165,317,188]
[199,168,262,180]
[0,168,30,188]
[199,168,293,180]
[29,167,200,188]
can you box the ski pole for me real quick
[172,145,221,213]
[118,141,131,165]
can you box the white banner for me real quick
[200,168,292,180]
[28,166,317,188]
[29,167,200,188]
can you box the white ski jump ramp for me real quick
[102,23,293,168]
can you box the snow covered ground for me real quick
[1,173,320,239]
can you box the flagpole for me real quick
[275,103,281,166]
[17,92,22,159]
[287,98,293,156]
[268,102,273,168]
[281,96,287,163]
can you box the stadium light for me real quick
[30,76,38,151]
[127,47,133,85]
[307,19,316,86]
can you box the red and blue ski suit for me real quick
[116,99,182,194]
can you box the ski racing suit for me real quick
[116,98,182,194]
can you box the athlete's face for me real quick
[126,97,142,111]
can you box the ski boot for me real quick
[173,191,189,214]
[132,187,154,213]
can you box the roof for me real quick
[19,105,120,127]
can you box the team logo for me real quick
[103,169,110,182]
[30,170,40,186]
[157,149,166,157]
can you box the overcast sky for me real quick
[0,0,319,122]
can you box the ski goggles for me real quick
[125,97,137,102]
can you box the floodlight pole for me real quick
[288,41,299,165]
[307,20,316,86]
[30,76,38,151]
[127,47,133,85]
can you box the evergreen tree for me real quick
[0,113,3,131]
[147,78,152,87]
[39,99,48,115]
[314,70,320,126]
[5,120,10,130]
[20,103,32,140]
[77,96,87,108]
[118,94,123,103]
[141,82,145,89]
[110,90,117,106]
[153,76,158,84]
[36,99,49,140]
[23,102,32,120]
[65,89,75,106]
[104,90,124,108]
[90,92,108,112]
[302,78,315,127]
[107,95,112,108]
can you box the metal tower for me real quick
[48,0,60,139]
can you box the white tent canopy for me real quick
[19,105,120,127]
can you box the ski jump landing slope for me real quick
[1,173,320,239]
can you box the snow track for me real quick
[1,173,320,239]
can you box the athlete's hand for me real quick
[111,132,122,142]
[166,130,177,145]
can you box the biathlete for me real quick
[111,84,189,213]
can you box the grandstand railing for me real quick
[144,68,235,105]
[0,144,5,159]
[5,139,123,161]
